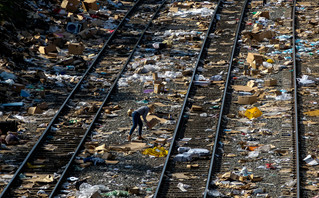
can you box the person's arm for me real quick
[141,107,149,123]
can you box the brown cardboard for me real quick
[253,23,263,31]
[170,7,179,12]
[246,53,263,64]
[253,11,270,19]
[91,192,102,198]
[148,118,159,129]
[238,96,257,105]
[38,44,57,55]
[28,107,43,115]
[155,138,167,144]
[264,79,277,87]
[251,1,263,8]
[11,83,25,92]
[270,39,279,44]
[61,0,80,12]
[128,187,140,195]
[250,69,259,76]
[144,59,156,65]
[232,85,254,92]
[37,102,48,110]
[154,83,164,94]
[247,80,257,88]
[191,105,203,112]
[68,43,84,55]
[83,0,100,10]
[250,30,274,41]
[152,73,158,80]
[250,60,260,69]
[274,44,284,50]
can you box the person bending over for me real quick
[128,104,155,141]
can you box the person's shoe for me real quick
[138,136,145,140]
[127,135,131,141]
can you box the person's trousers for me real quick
[129,111,143,136]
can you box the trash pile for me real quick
[49,1,219,197]
[0,0,132,193]
[210,1,304,197]
[295,2,319,196]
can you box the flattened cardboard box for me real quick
[251,1,263,8]
[238,96,257,105]
[264,79,277,87]
[68,43,85,55]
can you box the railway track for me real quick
[154,0,249,197]
[56,0,220,196]
[296,0,319,197]
[2,0,319,197]
[0,0,165,197]
[204,0,302,197]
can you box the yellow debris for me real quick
[244,107,262,119]
[142,146,168,157]
[266,59,274,63]
[304,110,319,117]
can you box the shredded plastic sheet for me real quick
[142,146,168,157]
[297,75,315,86]
[172,7,215,17]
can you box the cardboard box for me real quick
[11,83,25,93]
[247,30,274,42]
[238,96,257,105]
[152,73,158,80]
[145,59,156,65]
[38,44,57,55]
[128,187,140,195]
[61,0,80,12]
[37,102,48,110]
[253,23,263,31]
[148,118,159,129]
[83,0,100,11]
[246,53,263,65]
[251,1,263,8]
[258,46,268,53]
[274,44,285,50]
[247,80,257,88]
[68,43,84,55]
[154,83,164,94]
[264,79,277,87]
[253,11,270,19]
[28,107,43,115]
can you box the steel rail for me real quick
[153,1,222,197]
[203,0,249,197]
[0,1,142,197]
[292,0,300,197]
[50,0,167,197]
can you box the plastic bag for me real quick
[76,183,100,198]
[187,148,210,156]
[142,147,168,157]
[297,75,315,86]
[244,107,262,119]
